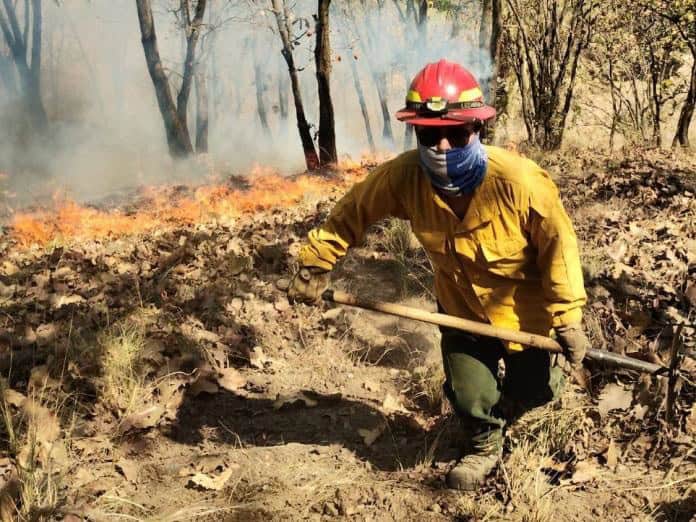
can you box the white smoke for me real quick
[0,0,490,205]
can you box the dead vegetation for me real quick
[0,150,693,520]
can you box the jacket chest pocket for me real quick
[477,237,530,278]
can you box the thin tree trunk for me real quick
[673,55,695,148]
[375,71,393,144]
[176,0,207,134]
[315,0,337,164]
[271,0,319,170]
[349,54,374,152]
[356,7,393,145]
[649,47,662,147]
[255,62,271,136]
[278,61,289,122]
[195,66,208,153]
[135,0,193,157]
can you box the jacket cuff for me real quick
[551,307,583,328]
[298,246,335,271]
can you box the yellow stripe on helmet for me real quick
[406,90,422,102]
[458,87,483,102]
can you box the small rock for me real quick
[230,298,243,311]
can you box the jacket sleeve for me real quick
[299,159,408,270]
[524,173,587,327]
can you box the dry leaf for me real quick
[358,424,385,447]
[29,366,60,392]
[250,346,271,369]
[382,393,409,415]
[0,261,18,276]
[2,389,26,408]
[273,391,318,410]
[35,323,57,346]
[189,376,219,397]
[217,368,246,392]
[120,405,165,433]
[50,293,85,309]
[188,467,235,491]
[116,458,140,483]
[686,404,696,435]
[563,459,600,484]
[597,383,633,418]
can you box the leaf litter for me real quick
[0,151,693,518]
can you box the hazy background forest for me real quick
[0,0,692,203]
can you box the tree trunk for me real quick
[315,0,337,164]
[403,123,414,150]
[479,0,493,99]
[0,0,48,131]
[135,0,193,157]
[176,0,207,137]
[271,0,319,170]
[649,48,662,147]
[195,66,208,153]
[375,71,393,144]
[0,52,17,95]
[482,0,503,141]
[254,62,271,136]
[278,59,289,122]
[673,55,695,148]
[349,55,374,152]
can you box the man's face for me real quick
[415,123,478,152]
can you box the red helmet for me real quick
[395,59,496,126]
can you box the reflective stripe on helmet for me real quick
[458,87,483,102]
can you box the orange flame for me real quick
[8,160,376,247]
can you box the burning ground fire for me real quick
[7,161,374,247]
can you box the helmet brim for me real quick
[395,105,496,126]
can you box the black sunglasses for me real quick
[415,123,482,147]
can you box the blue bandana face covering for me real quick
[418,134,488,196]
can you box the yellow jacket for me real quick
[299,146,587,350]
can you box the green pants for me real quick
[440,326,564,452]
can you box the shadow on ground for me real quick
[165,387,466,472]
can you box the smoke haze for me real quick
[0,1,490,206]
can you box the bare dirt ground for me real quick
[0,149,694,521]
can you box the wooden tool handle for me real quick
[322,289,668,375]
[322,289,563,353]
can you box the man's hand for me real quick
[555,323,590,368]
[288,267,330,304]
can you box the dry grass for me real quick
[93,496,235,521]
[98,320,149,417]
[0,380,66,521]
[410,362,446,412]
[376,218,434,299]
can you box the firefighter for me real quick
[288,59,589,490]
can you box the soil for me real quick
[0,149,694,521]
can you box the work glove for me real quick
[288,267,330,304]
[555,323,590,368]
